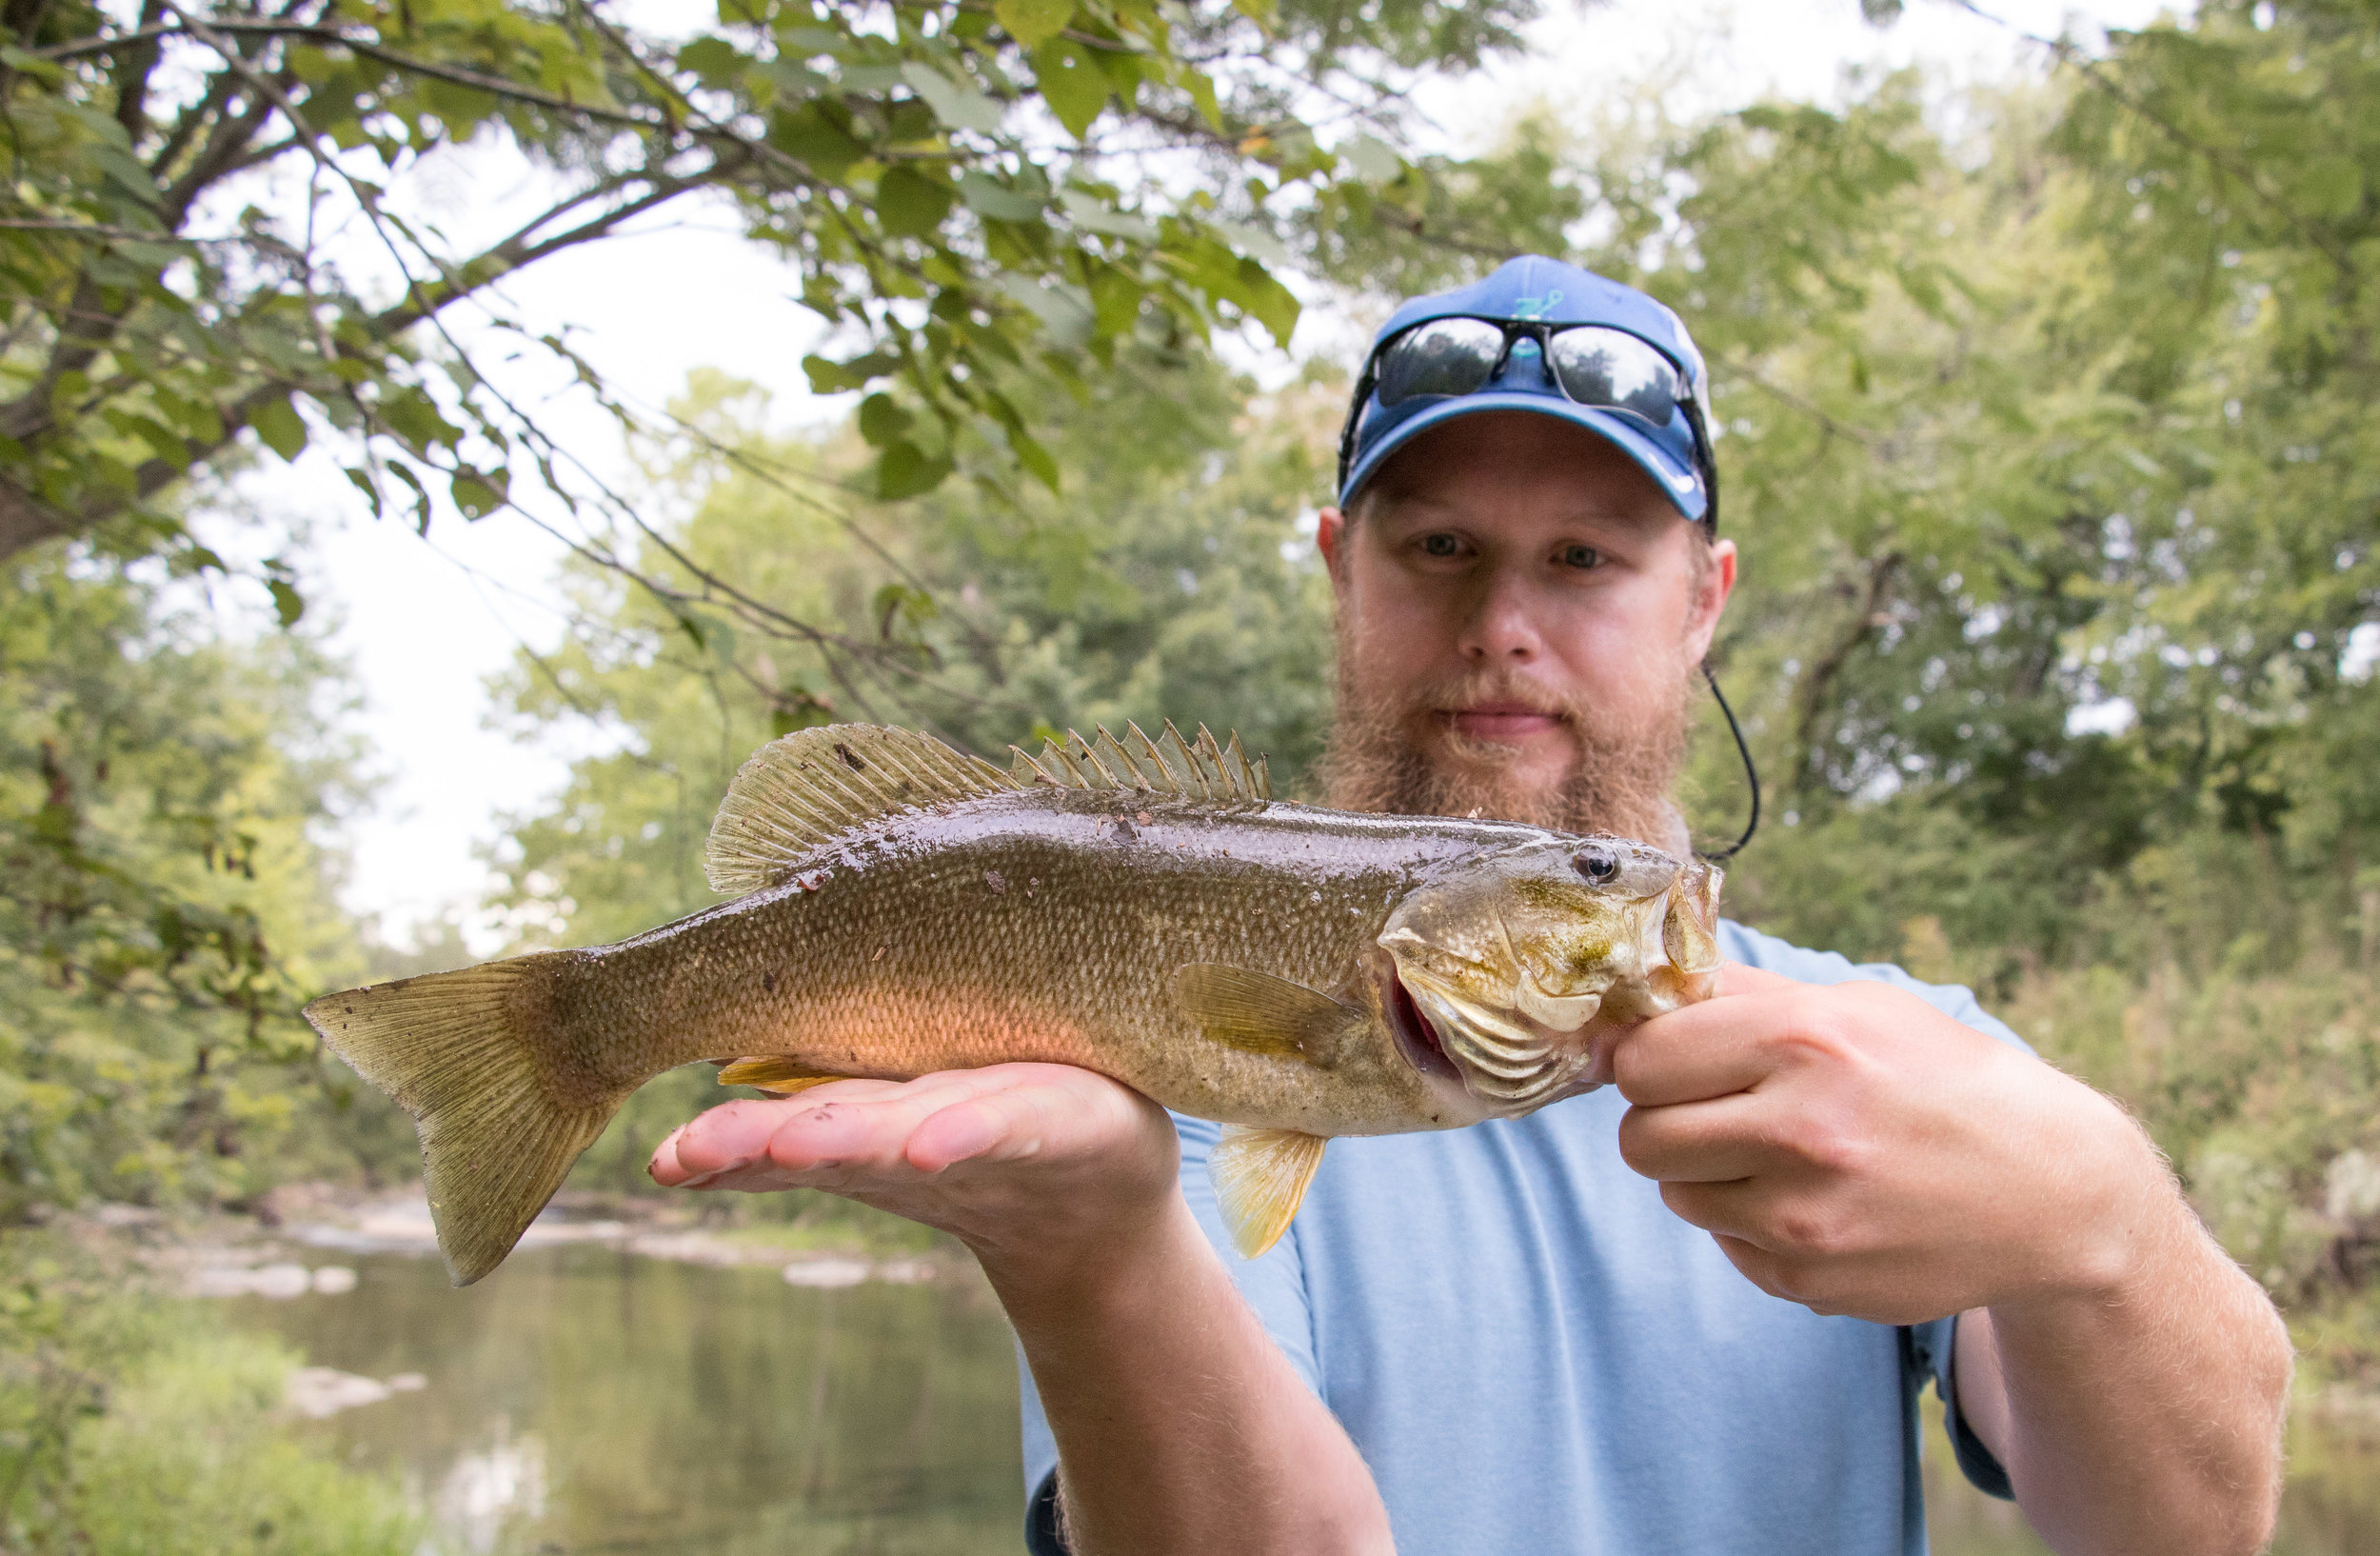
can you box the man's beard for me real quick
[1319,643,1696,848]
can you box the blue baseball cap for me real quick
[1336,255,1716,525]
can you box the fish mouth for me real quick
[1383,967,1460,1086]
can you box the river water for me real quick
[228,1246,2380,1555]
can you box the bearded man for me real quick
[649,257,2291,1556]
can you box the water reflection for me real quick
[228,1247,2380,1555]
[228,1247,1023,1555]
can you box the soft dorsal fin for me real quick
[704,725,1019,895]
[1209,1127,1328,1258]
[1007,721,1272,802]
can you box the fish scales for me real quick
[307,721,1722,1284]
[545,788,1547,1136]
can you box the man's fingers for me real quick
[1615,965,1837,1107]
[1616,1000,1780,1107]
[903,1074,1149,1173]
[1715,961,1801,998]
[651,1063,1141,1191]
[1616,1092,1781,1183]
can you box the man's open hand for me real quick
[1615,963,2170,1326]
[648,1063,1180,1278]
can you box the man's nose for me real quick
[1458,569,1545,663]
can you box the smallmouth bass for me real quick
[307,722,1723,1284]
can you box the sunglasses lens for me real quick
[1548,328,1679,426]
[1375,318,1508,406]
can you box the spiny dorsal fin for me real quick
[1209,1127,1327,1258]
[1173,964,1366,1067]
[1007,721,1272,803]
[705,725,1019,896]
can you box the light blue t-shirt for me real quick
[1018,921,2020,1554]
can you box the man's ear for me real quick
[1316,506,1349,576]
[1684,536,1738,662]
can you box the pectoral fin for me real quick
[1209,1127,1327,1258]
[1173,965,1368,1067]
[715,1057,847,1096]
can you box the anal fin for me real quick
[1209,1127,1328,1259]
[717,1057,847,1096]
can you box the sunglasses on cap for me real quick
[1336,316,1719,527]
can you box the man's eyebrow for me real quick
[1374,499,1665,531]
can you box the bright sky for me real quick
[287,0,2180,951]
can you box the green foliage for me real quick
[0,1233,421,1553]
[0,0,1538,574]
[0,546,407,1217]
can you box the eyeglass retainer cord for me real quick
[1699,658,1759,862]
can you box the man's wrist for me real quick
[974,1187,1209,1328]
[1996,1084,2192,1319]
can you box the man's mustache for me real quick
[1400,672,1583,728]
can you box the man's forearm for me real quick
[982,1193,1393,1556]
[1963,1175,2291,1556]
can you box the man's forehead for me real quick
[1358,413,1676,527]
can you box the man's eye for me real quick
[1421,533,1460,558]
[1557,544,1600,569]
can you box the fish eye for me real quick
[1573,845,1619,884]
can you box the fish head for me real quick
[1374,835,1723,1114]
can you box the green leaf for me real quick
[1010,428,1061,493]
[1210,217,1289,268]
[901,63,1006,134]
[1230,257,1299,347]
[1089,267,1143,337]
[876,166,955,237]
[250,397,307,462]
[1033,41,1111,139]
[995,0,1075,47]
[0,46,66,87]
[265,578,305,628]
[959,170,1045,223]
[378,388,464,452]
[878,440,954,500]
[450,466,508,519]
[1059,187,1156,240]
[2298,157,2363,221]
[678,36,748,90]
[1000,274,1097,348]
[342,466,383,519]
[802,351,899,393]
[857,392,913,446]
[1178,62,1222,130]
[771,103,868,182]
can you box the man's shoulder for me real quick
[1719,919,2029,1052]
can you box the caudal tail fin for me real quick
[304,957,620,1287]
